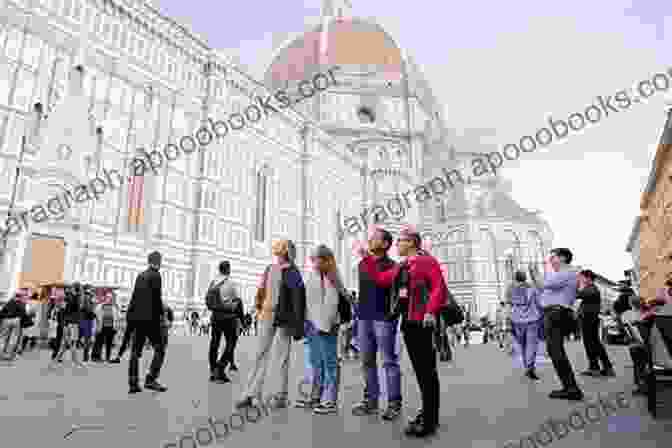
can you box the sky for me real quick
[154,0,669,281]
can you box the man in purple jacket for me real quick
[530,248,583,400]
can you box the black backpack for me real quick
[441,287,465,326]
[613,293,632,315]
[205,279,226,311]
[338,291,352,323]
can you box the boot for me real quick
[212,366,230,384]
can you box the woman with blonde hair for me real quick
[236,239,306,410]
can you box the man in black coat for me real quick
[126,251,167,393]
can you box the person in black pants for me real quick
[577,270,615,377]
[359,226,446,438]
[437,311,452,362]
[229,315,242,371]
[50,305,65,361]
[92,300,119,362]
[529,248,583,401]
[126,251,167,394]
[110,315,134,363]
[207,261,244,383]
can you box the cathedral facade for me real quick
[0,0,552,319]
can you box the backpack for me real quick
[338,291,352,323]
[205,280,223,311]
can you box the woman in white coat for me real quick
[304,244,347,415]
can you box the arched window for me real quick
[254,167,269,242]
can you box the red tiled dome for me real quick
[265,17,404,88]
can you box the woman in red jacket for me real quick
[358,225,447,437]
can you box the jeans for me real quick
[0,318,22,359]
[312,331,339,402]
[303,331,323,400]
[402,320,440,427]
[581,313,613,371]
[358,319,402,403]
[209,320,238,373]
[512,321,540,369]
[544,307,580,390]
[128,324,165,386]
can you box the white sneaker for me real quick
[313,401,338,415]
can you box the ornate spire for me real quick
[321,0,352,18]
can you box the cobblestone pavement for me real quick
[1,333,670,448]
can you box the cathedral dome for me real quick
[264,16,404,90]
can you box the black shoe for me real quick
[213,373,231,384]
[408,409,423,426]
[129,384,142,394]
[381,401,402,421]
[580,369,601,377]
[407,409,441,427]
[633,386,648,395]
[235,397,253,409]
[229,364,238,372]
[109,358,121,364]
[144,381,167,392]
[525,369,540,380]
[405,422,437,438]
[600,368,616,377]
[351,399,379,416]
[549,388,583,401]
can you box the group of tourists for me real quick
[5,224,672,441]
[222,226,450,438]
[0,282,132,365]
[503,249,621,400]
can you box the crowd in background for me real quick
[2,225,672,439]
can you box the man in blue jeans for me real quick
[352,227,402,420]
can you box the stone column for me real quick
[298,125,310,267]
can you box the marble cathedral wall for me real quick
[0,0,362,312]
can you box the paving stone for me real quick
[0,335,669,448]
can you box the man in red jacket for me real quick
[358,225,447,437]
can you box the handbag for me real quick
[385,265,410,321]
[441,286,464,326]
[338,291,352,323]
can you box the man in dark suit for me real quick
[126,251,167,394]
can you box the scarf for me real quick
[257,261,290,321]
